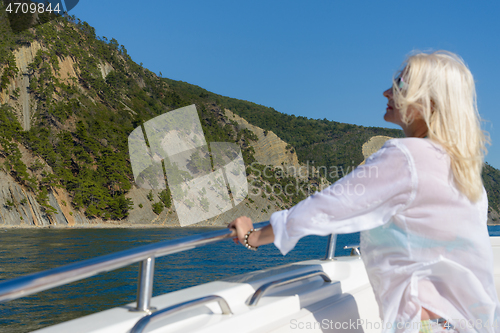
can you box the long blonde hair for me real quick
[393,50,489,202]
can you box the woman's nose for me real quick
[383,88,393,98]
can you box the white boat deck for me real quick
[34,257,378,333]
[33,237,500,333]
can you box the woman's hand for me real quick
[228,216,253,246]
[228,217,275,249]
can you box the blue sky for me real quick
[70,0,500,168]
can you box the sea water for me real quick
[0,226,498,333]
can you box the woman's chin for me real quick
[383,112,392,123]
[384,110,401,125]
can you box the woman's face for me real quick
[383,86,404,126]
[382,75,428,138]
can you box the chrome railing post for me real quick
[133,257,156,313]
[324,234,337,260]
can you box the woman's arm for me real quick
[270,140,415,255]
[230,140,415,254]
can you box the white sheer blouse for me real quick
[270,138,500,333]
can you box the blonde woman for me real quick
[229,51,499,332]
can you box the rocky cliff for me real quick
[0,37,298,227]
[0,39,115,130]
[224,109,303,172]
[0,129,292,228]
[1,40,42,130]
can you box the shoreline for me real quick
[0,222,231,229]
[2,222,500,229]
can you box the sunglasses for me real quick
[395,76,409,90]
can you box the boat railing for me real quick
[246,270,332,306]
[0,221,341,313]
[130,295,233,333]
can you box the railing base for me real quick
[129,307,157,314]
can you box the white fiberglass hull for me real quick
[34,237,500,333]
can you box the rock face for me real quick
[0,170,44,226]
[0,170,92,227]
[98,61,114,79]
[58,55,79,82]
[0,40,44,130]
[360,135,393,162]
[0,138,91,227]
[0,40,89,131]
[224,109,301,172]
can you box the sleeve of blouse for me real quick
[269,139,416,255]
